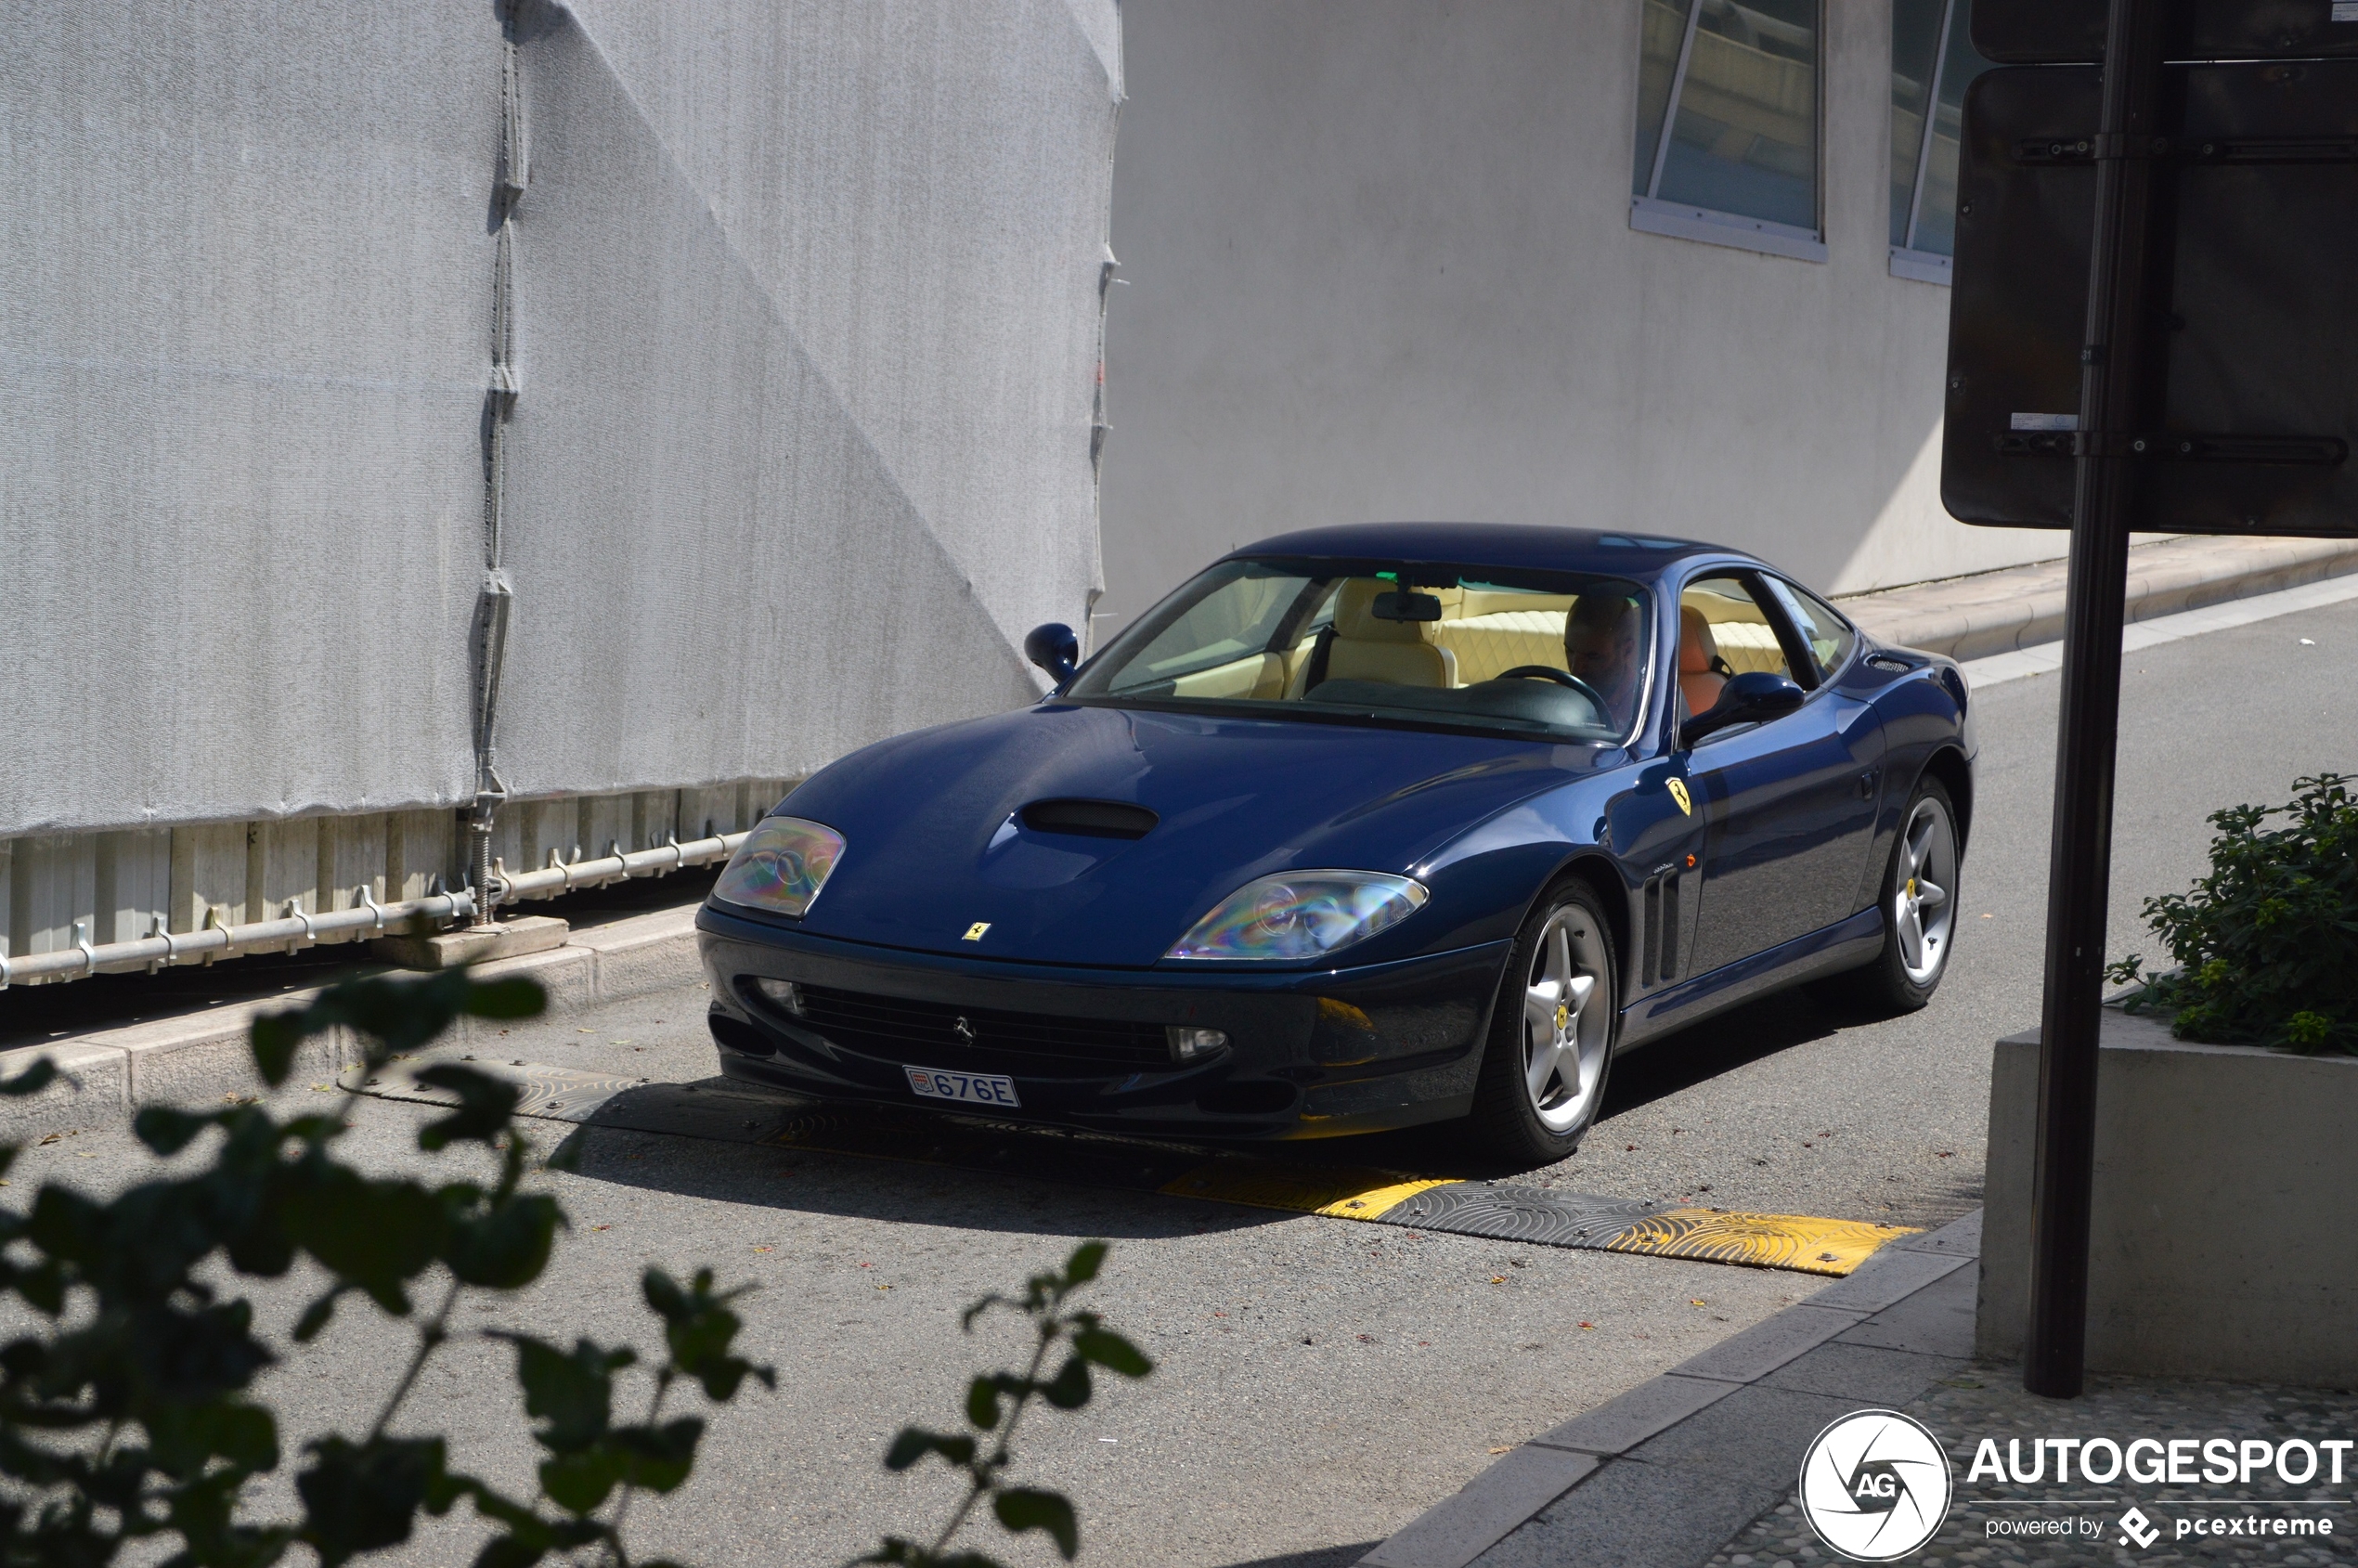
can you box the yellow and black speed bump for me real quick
[353,1065,1916,1277]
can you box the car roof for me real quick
[1226,522,1748,584]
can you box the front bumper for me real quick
[696,904,1508,1139]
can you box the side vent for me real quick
[1640,870,1687,988]
[1019,798,1159,840]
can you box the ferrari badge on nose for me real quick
[963,922,991,940]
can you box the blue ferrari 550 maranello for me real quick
[699,523,1975,1165]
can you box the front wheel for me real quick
[1822,775,1962,1015]
[1465,879,1619,1166]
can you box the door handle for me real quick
[1857,769,1880,800]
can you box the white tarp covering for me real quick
[0,2,491,836]
[0,0,1118,836]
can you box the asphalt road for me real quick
[14,597,2353,1568]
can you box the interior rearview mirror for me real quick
[1371,590,1444,622]
[1679,670,1806,748]
[1024,622,1081,688]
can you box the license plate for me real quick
[904,1065,1022,1108]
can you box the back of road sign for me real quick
[1942,58,2358,536]
[1971,0,2358,64]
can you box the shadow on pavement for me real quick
[1599,988,1847,1121]
[1214,1545,1380,1568]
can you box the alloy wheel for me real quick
[1521,906,1613,1133]
[1894,794,1958,985]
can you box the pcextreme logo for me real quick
[1798,1410,1954,1562]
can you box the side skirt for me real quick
[1613,905,1885,1050]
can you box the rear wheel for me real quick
[1466,879,1618,1166]
[1822,775,1961,1015]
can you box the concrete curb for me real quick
[1357,1211,1983,1568]
[0,905,705,1144]
[1836,536,2358,663]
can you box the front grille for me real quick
[788,983,1173,1080]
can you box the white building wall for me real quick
[1097,0,2065,635]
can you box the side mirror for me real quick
[1024,622,1081,688]
[1679,670,1805,748]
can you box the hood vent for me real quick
[1019,798,1159,840]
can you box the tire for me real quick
[1465,878,1619,1167]
[1820,775,1963,1015]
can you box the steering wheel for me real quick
[1496,666,1608,709]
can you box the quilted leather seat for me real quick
[1326,581,1460,688]
[1433,610,1570,684]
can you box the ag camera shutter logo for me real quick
[1798,1409,1954,1562]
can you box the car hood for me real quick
[766,702,1600,967]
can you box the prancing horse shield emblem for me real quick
[953,1017,977,1045]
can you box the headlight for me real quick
[711,815,845,918]
[1165,871,1429,962]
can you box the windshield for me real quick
[1069,558,1655,743]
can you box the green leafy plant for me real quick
[0,961,1151,1568]
[2107,772,2358,1055]
[0,965,773,1566]
[858,1242,1151,1568]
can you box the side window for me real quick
[1764,577,1857,682]
[1676,576,1790,722]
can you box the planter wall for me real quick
[1980,1007,2358,1387]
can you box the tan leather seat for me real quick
[1678,605,1727,716]
[1325,580,1459,688]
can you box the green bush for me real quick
[2109,772,2358,1055]
[0,965,1147,1567]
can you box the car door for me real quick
[1678,571,1886,978]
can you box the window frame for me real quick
[1630,0,1829,265]
[1665,568,1818,750]
[1761,575,1859,686]
[1887,0,1988,286]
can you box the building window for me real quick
[1888,0,1993,283]
[1631,0,1824,263]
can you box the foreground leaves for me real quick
[858,1240,1151,1567]
[0,966,771,1567]
[0,959,1147,1568]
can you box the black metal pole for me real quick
[2023,0,2173,1399]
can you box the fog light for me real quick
[1166,1025,1228,1062]
[750,977,803,1016]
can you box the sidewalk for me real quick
[1710,1372,2358,1566]
[1359,1209,2358,1567]
[0,902,705,1145]
[1834,535,2358,663]
[1359,1213,1983,1568]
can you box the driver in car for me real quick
[1563,592,1643,733]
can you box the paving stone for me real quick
[1667,1302,1866,1384]
[1889,1206,1982,1259]
[1530,1374,1738,1457]
[1624,1383,1859,1491]
[1833,1264,1976,1357]
[1358,1447,1597,1568]
[1469,1457,1791,1568]
[1805,1244,1971,1314]
[1756,1341,1969,1406]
